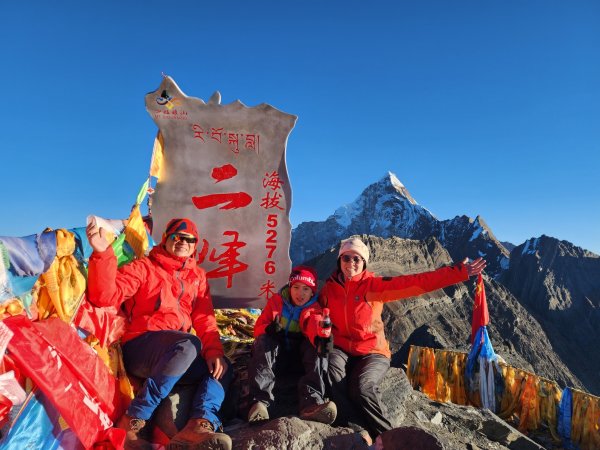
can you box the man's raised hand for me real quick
[86,217,110,253]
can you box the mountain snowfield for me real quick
[291,172,509,278]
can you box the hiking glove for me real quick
[265,318,284,336]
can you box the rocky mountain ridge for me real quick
[291,173,509,278]
[501,235,600,394]
[291,173,599,396]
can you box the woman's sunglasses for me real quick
[170,234,198,244]
[341,254,363,264]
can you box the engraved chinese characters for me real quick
[146,77,296,308]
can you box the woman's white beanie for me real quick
[338,237,370,264]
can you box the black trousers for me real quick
[248,333,327,411]
[328,347,393,437]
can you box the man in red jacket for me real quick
[320,236,486,445]
[86,217,232,450]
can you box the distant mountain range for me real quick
[291,173,509,278]
[501,235,600,394]
[290,173,600,395]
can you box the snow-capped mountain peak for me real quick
[291,172,510,278]
[329,172,437,235]
[521,237,540,255]
[332,172,435,228]
[386,171,417,205]
[468,216,489,242]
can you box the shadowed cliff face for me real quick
[305,235,583,391]
[501,235,600,394]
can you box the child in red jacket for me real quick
[247,266,336,424]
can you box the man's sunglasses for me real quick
[170,234,198,244]
[341,254,363,264]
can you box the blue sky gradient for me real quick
[1,1,598,253]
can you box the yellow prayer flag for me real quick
[149,131,164,179]
[124,205,148,258]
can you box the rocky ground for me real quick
[224,368,559,449]
[158,368,561,450]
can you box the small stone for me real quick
[430,412,443,425]
[414,410,429,422]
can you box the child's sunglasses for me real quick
[170,233,198,244]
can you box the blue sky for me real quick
[1,1,599,254]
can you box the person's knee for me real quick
[327,355,346,383]
[327,365,345,385]
[358,375,376,391]
[174,336,202,364]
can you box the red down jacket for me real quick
[87,245,223,360]
[253,287,319,340]
[319,264,468,358]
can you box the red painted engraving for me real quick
[259,279,277,301]
[264,213,278,277]
[196,239,210,264]
[260,192,284,210]
[228,133,239,154]
[192,124,205,141]
[211,164,238,183]
[192,192,252,210]
[245,134,260,152]
[262,171,284,191]
[205,231,249,288]
[210,127,224,143]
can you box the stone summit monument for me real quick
[145,76,297,308]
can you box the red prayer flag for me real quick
[0,393,12,429]
[92,428,126,450]
[4,316,120,448]
[73,294,127,347]
[471,273,489,344]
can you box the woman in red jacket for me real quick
[86,217,232,450]
[320,237,486,445]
